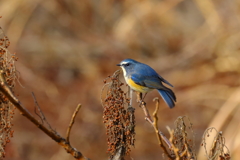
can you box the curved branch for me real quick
[0,70,89,160]
[137,93,174,159]
[66,104,81,143]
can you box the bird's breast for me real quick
[126,77,152,93]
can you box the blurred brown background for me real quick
[0,0,240,159]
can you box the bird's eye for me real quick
[125,63,130,66]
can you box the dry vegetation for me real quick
[0,0,239,160]
[102,71,231,160]
[0,26,17,159]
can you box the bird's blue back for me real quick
[126,60,173,88]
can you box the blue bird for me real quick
[117,59,176,108]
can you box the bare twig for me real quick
[0,70,89,160]
[139,101,153,123]
[152,98,163,145]
[33,101,44,124]
[32,92,45,122]
[66,104,81,143]
[138,95,174,159]
[32,92,54,131]
[152,98,174,159]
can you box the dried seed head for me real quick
[102,70,135,157]
[0,27,18,158]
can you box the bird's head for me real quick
[117,59,138,76]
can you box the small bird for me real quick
[117,58,176,108]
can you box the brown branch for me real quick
[66,104,81,143]
[0,70,89,160]
[137,94,174,159]
[152,98,171,149]
[152,98,174,159]
[140,101,153,123]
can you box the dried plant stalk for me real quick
[0,26,18,158]
[201,127,231,160]
[172,116,196,160]
[102,70,135,160]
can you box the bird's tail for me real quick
[157,88,176,109]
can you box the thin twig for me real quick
[0,70,89,160]
[32,92,56,132]
[140,101,153,123]
[32,92,53,131]
[152,98,171,148]
[66,104,81,143]
[152,98,171,155]
[33,100,44,124]
[152,98,173,159]
[138,94,174,159]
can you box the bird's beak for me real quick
[116,64,121,66]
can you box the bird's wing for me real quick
[131,74,166,90]
[158,75,174,87]
[132,63,173,87]
[131,74,146,86]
